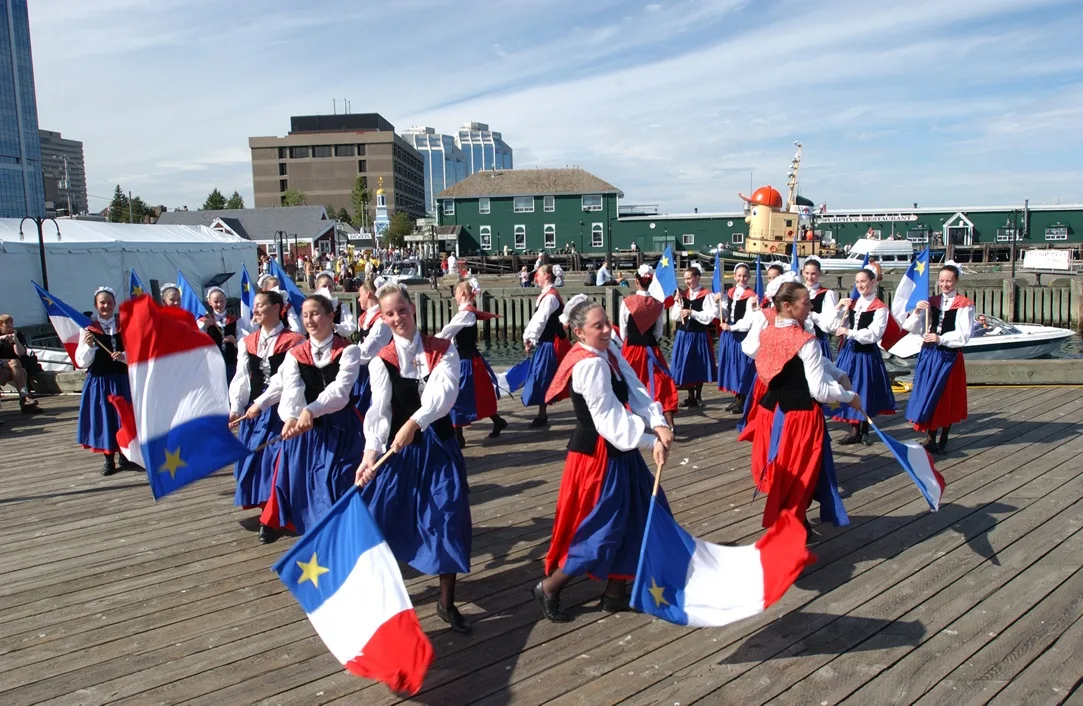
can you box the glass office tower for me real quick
[401,127,469,215]
[456,122,513,174]
[0,0,44,218]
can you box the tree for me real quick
[351,175,370,230]
[281,188,307,207]
[202,188,227,211]
[336,207,351,224]
[225,191,245,209]
[384,211,414,248]
[107,185,130,223]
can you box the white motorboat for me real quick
[28,347,76,372]
[885,314,1076,363]
[814,238,915,273]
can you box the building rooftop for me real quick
[288,113,394,135]
[155,206,339,243]
[437,167,622,199]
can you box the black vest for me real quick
[247,343,291,395]
[930,304,960,352]
[568,363,629,455]
[204,319,238,367]
[454,322,480,358]
[728,295,750,325]
[539,298,566,343]
[88,327,127,376]
[624,312,658,347]
[679,292,709,333]
[381,360,454,443]
[759,355,815,412]
[298,359,341,405]
[846,307,879,353]
[811,289,828,314]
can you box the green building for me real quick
[436,168,623,255]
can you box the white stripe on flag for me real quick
[905,442,943,510]
[129,346,231,440]
[682,538,766,628]
[892,275,915,324]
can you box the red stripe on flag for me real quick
[343,608,433,696]
[755,510,815,609]
[119,295,212,364]
[880,316,907,351]
[107,394,137,450]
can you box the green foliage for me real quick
[107,184,156,223]
[336,207,351,223]
[202,188,227,211]
[384,211,414,248]
[225,191,245,209]
[351,175,370,229]
[281,188,307,207]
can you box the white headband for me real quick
[637,264,654,278]
[733,262,751,272]
[315,270,335,281]
[205,286,225,297]
[764,270,799,299]
[160,282,179,293]
[942,259,962,280]
[468,277,481,295]
[559,293,593,326]
[94,286,116,296]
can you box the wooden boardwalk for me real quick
[1,385,1082,705]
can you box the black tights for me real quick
[927,425,951,445]
[439,573,457,608]
[541,568,626,600]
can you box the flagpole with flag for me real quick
[267,257,307,316]
[648,245,678,306]
[240,263,256,329]
[31,281,92,368]
[754,255,764,300]
[789,230,801,273]
[866,416,945,511]
[712,250,722,295]
[883,247,930,350]
[175,270,209,320]
[128,269,147,299]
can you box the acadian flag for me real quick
[240,263,256,326]
[267,257,307,316]
[631,505,813,627]
[867,418,945,511]
[119,295,251,499]
[648,245,679,305]
[712,250,722,295]
[31,281,91,367]
[128,269,147,299]
[891,248,930,325]
[274,488,433,696]
[754,255,764,299]
[496,357,531,395]
[175,270,208,320]
[108,394,144,468]
[790,230,801,273]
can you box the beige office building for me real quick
[249,113,426,222]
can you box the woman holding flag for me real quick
[619,265,678,429]
[262,294,363,537]
[832,267,896,445]
[671,267,716,408]
[534,295,673,622]
[741,281,857,529]
[228,290,305,544]
[520,264,571,427]
[356,283,473,635]
[198,287,239,382]
[437,280,508,446]
[75,287,134,476]
[802,257,840,359]
[904,262,973,453]
[716,262,757,413]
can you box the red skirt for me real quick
[740,404,825,527]
[622,344,679,414]
[914,351,968,432]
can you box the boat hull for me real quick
[886,325,1075,364]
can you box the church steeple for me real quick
[373,176,390,238]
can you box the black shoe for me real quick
[101,454,118,476]
[529,415,549,428]
[487,415,508,438]
[682,397,699,408]
[20,400,42,414]
[724,400,742,413]
[532,581,573,622]
[436,602,472,635]
[118,458,141,470]
[920,438,939,453]
[934,440,948,454]
[258,525,280,544]
[837,433,861,446]
[861,433,876,447]
[600,593,630,613]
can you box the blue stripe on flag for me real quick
[867,419,942,512]
[630,495,697,625]
[267,258,308,315]
[31,281,92,328]
[143,414,251,499]
[176,270,209,320]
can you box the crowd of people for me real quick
[52,254,972,638]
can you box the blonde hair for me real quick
[453,281,475,299]
[376,282,409,302]
[0,314,12,325]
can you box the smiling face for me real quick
[854,270,874,296]
[802,262,820,286]
[95,291,116,318]
[938,269,958,294]
[733,266,749,287]
[252,293,281,329]
[208,290,227,314]
[574,305,612,350]
[380,290,417,339]
[767,266,783,283]
[162,288,181,307]
[683,270,700,289]
[302,299,334,340]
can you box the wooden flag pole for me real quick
[651,459,665,497]
[355,448,396,487]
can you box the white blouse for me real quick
[277,335,361,422]
[363,331,461,454]
[844,294,888,344]
[618,291,665,342]
[720,286,757,333]
[670,286,719,328]
[228,323,287,415]
[355,305,392,364]
[74,315,126,368]
[903,292,974,348]
[774,318,855,405]
[437,302,477,340]
[807,284,842,334]
[523,286,561,345]
[333,300,358,338]
[571,341,667,452]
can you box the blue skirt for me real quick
[833,340,896,422]
[361,428,472,575]
[234,405,282,508]
[736,365,759,432]
[522,339,563,407]
[906,344,964,427]
[671,329,716,387]
[78,372,130,453]
[268,407,364,535]
[562,448,669,579]
[450,354,500,426]
[815,330,833,361]
[717,330,751,394]
[352,366,372,417]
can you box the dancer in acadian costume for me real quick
[671,266,717,408]
[353,279,391,417]
[619,265,678,429]
[738,271,802,433]
[257,273,301,331]
[762,263,785,307]
[533,295,673,622]
[833,267,896,445]
[802,257,840,360]
[75,287,134,476]
[521,264,572,427]
[739,282,856,530]
[261,295,363,535]
[228,290,305,544]
[437,280,508,446]
[356,283,473,635]
[716,262,757,413]
[313,270,357,338]
[160,282,182,308]
[904,262,973,453]
[198,286,239,382]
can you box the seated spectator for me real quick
[519,265,532,287]
[0,314,42,414]
[615,271,629,287]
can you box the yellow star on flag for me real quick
[660,255,670,268]
[132,286,144,296]
[648,577,670,607]
[242,282,250,293]
[914,260,925,276]
[296,552,330,588]
[41,295,54,307]
[158,447,187,478]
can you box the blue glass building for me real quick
[0,0,44,218]
[401,127,470,215]
[456,122,513,174]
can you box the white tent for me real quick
[0,218,257,326]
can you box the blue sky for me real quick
[27,0,1083,215]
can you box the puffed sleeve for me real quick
[688,294,717,325]
[276,354,305,422]
[798,338,855,405]
[412,342,460,429]
[740,311,768,358]
[356,317,391,363]
[334,304,357,338]
[612,342,667,430]
[305,345,361,418]
[618,300,630,342]
[938,305,973,348]
[849,307,887,344]
[74,332,96,369]
[730,296,757,333]
[523,294,559,344]
[571,356,657,452]
[363,356,393,453]
[228,344,251,415]
[437,310,476,340]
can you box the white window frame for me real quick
[543,195,555,212]
[318,239,331,254]
[996,227,1022,242]
[478,197,490,215]
[1046,226,1068,241]
[513,196,534,213]
[681,233,695,246]
[544,224,556,249]
[946,225,972,246]
[479,225,491,250]
[906,228,929,243]
[731,231,745,244]
[591,222,604,248]
[582,194,603,212]
[443,200,455,216]
[514,225,526,250]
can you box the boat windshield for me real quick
[972,313,1021,337]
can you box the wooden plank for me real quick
[987,612,1083,705]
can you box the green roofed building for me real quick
[436,167,623,255]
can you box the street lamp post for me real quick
[19,216,61,291]
[274,230,286,264]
